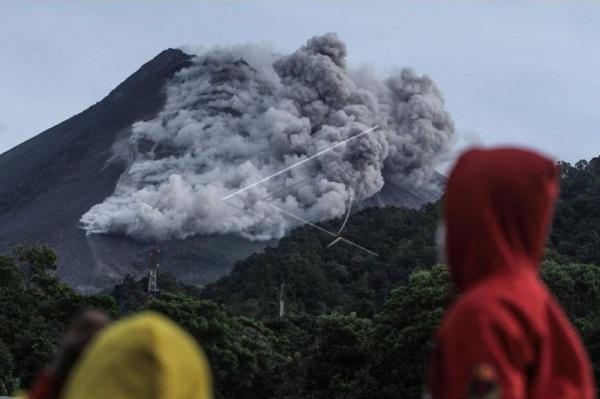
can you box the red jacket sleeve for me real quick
[27,369,61,399]
[429,301,536,399]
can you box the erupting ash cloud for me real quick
[81,34,454,241]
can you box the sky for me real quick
[1,0,599,165]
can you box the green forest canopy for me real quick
[1,157,600,398]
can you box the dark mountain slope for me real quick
[0,49,265,291]
[0,49,192,212]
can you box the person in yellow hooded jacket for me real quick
[27,311,213,399]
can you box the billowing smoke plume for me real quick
[81,34,454,241]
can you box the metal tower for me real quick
[279,282,285,317]
[148,247,160,297]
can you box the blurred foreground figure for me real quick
[62,312,212,399]
[429,148,595,398]
[29,311,212,399]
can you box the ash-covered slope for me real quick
[0,49,265,291]
[0,35,451,292]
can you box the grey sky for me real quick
[1,0,599,164]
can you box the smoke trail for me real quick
[80,33,454,241]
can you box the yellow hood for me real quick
[62,311,213,399]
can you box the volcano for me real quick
[0,42,448,292]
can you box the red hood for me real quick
[444,148,559,292]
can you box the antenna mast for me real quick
[148,247,160,297]
[279,282,285,317]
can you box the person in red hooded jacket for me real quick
[429,148,595,399]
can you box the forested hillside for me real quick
[550,158,600,264]
[203,156,600,320]
[1,157,600,398]
[201,203,441,319]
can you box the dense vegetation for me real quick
[1,157,600,398]
[201,203,441,319]
[0,246,116,393]
[550,158,600,264]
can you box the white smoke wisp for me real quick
[80,33,455,241]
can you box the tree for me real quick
[299,313,373,399]
[541,260,600,385]
[542,260,600,331]
[0,247,117,389]
[0,339,15,395]
[551,158,600,264]
[147,293,288,399]
[367,265,452,398]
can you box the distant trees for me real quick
[367,265,451,398]
[146,293,288,399]
[0,242,450,398]
[298,313,373,399]
[541,260,600,384]
[0,246,117,392]
[202,204,441,319]
[111,271,203,314]
[4,246,600,398]
[0,339,14,395]
[551,158,600,264]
